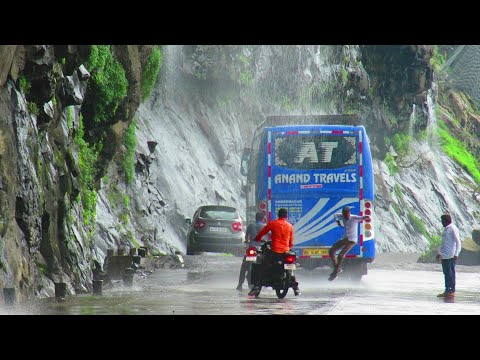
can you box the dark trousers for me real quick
[441,258,456,293]
[237,256,250,286]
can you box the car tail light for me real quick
[246,246,257,256]
[285,254,296,264]
[231,221,242,232]
[194,220,206,230]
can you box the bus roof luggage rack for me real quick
[263,114,361,128]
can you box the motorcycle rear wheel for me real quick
[275,271,291,298]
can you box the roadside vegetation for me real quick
[74,114,101,233]
[141,46,163,102]
[86,45,128,123]
[122,119,137,185]
[437,120,480,186]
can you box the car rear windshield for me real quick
[200,207,239,220]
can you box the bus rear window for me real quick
[274,134,357,170]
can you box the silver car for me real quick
[185,205,245,256]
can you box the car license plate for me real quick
[302,248,329,256]
[284,263,296,270]
[246,256,257,262]
[209,227,228,232]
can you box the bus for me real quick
[240,114,375,280]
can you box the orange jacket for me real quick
[255,217,293,253]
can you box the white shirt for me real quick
[333,213,369,243]
[439,223,461,259]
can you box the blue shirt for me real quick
[439,223,461,259]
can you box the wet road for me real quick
[3,253,480,315]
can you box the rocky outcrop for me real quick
[0,45,155,301]
[0,46,17,87]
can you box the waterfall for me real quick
[424,86,469,234]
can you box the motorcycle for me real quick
[245,240,297,298]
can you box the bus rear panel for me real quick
[247,121,375,274]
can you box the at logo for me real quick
[294,142,338,163]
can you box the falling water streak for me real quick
[424,87,466,224]
[408,103,416,149]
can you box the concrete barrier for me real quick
[93,280,103,295]
[3,288,15,306]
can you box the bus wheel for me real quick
[300,259,317,270]
[346,263,364,282]
[349,271,363,282]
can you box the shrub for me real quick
[19,74,31,95]
[141,46,163,102]
[384,152,397,175]
[87,45,128,123]
[74,114,100,227]
[437,120,480,186]
[122,120,136,185]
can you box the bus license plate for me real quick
[284,263,296,270]
[302,248,329,256]
[246,256,257,262]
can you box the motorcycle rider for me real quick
[236,211,266,290]
[248,208,301,296]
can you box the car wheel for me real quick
[186,235,195,255]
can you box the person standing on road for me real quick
[328,206,370,281]
[236,211,266,290]
[436,214,461,298]
[248,208,301,296]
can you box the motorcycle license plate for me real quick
[246,256,257,262]
[284,263,296,270]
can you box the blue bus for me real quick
[240,115,375,280]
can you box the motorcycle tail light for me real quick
[246,246,257,256]
[285,254,296,264]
